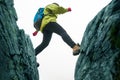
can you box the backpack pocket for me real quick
[34,19,42,31]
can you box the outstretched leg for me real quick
[35,31,52,55]
[45,22,76,48]
[44,22,80,55]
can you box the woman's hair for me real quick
[52,3,59,6]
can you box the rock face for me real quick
[0,0,39,80]
[75,0,120,80]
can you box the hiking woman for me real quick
[33,3,80,56]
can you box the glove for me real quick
[67,7,72,12]
[33,31,38,36]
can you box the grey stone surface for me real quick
[75,0,120,80]
[0,0,39,80]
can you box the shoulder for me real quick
[45,3,58,9]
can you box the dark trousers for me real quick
[35,22,76,55]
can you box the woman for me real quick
[33,3,80,56]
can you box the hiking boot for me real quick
[73,44,80,56]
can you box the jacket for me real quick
[40,3,69,32]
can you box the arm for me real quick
[53,6,68,14]
[45,4,71,14]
